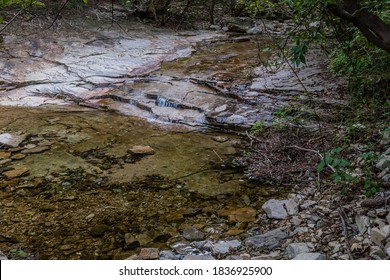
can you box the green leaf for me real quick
[34,1,45,6]
[82,0,88,4]
[0,16,3,24]
[317,159,326,173]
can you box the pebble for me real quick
[129,145,155,155]
[10,154,26,160]
[139,248,159,260]
[85,213,95,221]
[293,252,326,260]
[183,255,215,260]
[90,224,108,237]
[371,225,390,246]
[0,250,8,260]
[300,200,317,210]
[262,199,288,219]
[286,243,312,258]
[370,246,387,260]
[212,240,241,255]
[355,215,370,234]
[182,226,205,241]
[124,234,140,249]
[159,250,179,260]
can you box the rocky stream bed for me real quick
[0,16,389,260]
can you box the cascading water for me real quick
[155,96,180,109]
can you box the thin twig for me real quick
[213,149,224,163]
[338,208,354,260]
[47,0,71,29]
[285,145,336,173]
[0,6,28,34]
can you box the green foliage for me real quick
[291,40,308,66]
[10,248,27,259]
[250,120,265,135]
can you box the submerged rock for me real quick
[129,145,155,155]
[90,224,108,237]
[217,208,257,222]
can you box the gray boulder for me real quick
[224,17,255,33]
[262,199,299,219]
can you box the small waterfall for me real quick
[156,96,180,109]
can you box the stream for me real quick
[0,18,340,259]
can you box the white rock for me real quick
[284,200,299,215]
[0,250,8,260]
[293,227,309,235]
[209,25,221,31]
[0,133,27,147]
[212,240,241,255]
[355,215,370,234]
[183,255,215,260]
[371,225,390,246]
[293,253,326,260]
[247,26,262,35]
[385,242,390,257]
[262,199,288,219]
[300,200,317,210]
[214,104,228,113]
[370,246,387,260]
[286,243,311,258]
[291,216,302,226]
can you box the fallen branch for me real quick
[361,197,390,208]
[338,208,354,260]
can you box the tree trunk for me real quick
[210,0,216,24]
[327,0,390,52]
